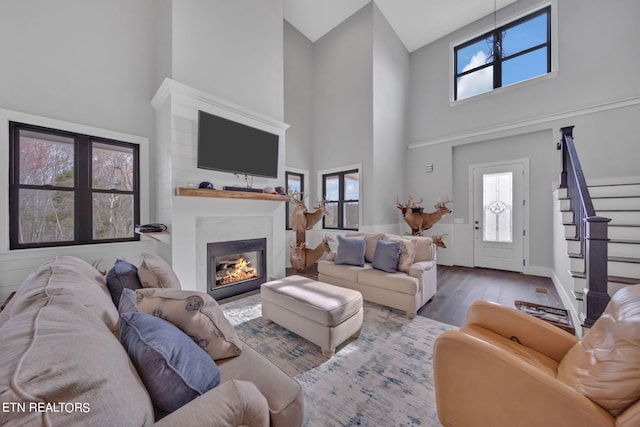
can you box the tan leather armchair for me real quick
[433,285,640,427]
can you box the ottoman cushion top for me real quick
[261,275,362,327]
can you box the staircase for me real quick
[559,183,640,318]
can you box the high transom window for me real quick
[9,122,140,249]
[454,6,550,100]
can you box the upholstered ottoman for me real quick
[261,275,363,358]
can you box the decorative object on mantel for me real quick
[289,192,330,270]
[396,196,452,236]
[198,181,214,189]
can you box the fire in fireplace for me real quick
[207,238,267,300]
[215,256,258,286]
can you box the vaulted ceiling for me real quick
[283,0,519,52]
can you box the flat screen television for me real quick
[197,110,279,179]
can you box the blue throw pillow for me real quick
[119,311,221,412]
[372,240,402,273]
[334,235,366,267]
[118,288,138,314]
[106,259,143,306]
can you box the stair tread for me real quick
[609,256,640,264]
[592,196,640,199]
[566,254,639,263]
[588,183,640,187]
[570,272,639,284]
[609,276,640,284]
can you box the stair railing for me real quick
[558,126,610,328]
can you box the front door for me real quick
[472,162,525,272]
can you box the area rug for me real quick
[221,293,457,427]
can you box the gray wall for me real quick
[406,0,640,272]
[451,130,556,270]
[0,0,158,301]
[284,21,314,174]
[372,5,410,228]
[171,0,284,121]
[312,4,373,206]
[0,0,157,137]
[294,3,410,230]
[408,0,640,177]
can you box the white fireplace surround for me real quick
[151,79,288,294]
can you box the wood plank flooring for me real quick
[418,265,564,327]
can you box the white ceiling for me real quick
[284,0,519,52]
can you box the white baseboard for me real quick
[551,270,582,338]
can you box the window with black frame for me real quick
[285,171,304,230]
[322,169,359,230]
[454,6,550,100]
[9,122,140,249]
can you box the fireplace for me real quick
[207,238,267,300]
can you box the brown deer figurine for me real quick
[290,242,307,270]
[289,192,309,233]
[397,196,452,236]
[420,199,452,232]
[396,196,425,235]
[290,236,334,270]
[432,233,448,248]
[303,199,327,230]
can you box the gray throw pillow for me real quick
[106,259,143,306]
[334,235,366,267]
[119,311,220,413]
[372,239,401,273]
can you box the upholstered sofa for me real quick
[0,256,303,427]
[317,232,437,318]
[433,285,640,427]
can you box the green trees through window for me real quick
[9,122,140,249]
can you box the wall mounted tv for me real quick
[197,110,279,179]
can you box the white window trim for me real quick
[317,163,363,231]
[0,108,150,252]
[449,0,558,105]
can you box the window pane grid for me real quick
[322,169,359,230]
[9,122,139,249]
[455,6,550,100]
[285,171,304,230]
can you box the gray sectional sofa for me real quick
[0,256,303,427]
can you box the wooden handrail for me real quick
[558,126,610,328]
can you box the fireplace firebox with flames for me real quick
[207,238,267,300]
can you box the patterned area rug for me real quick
[221,293,457,427]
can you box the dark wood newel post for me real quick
[583,216,611,328]
[558,126,573,189]
[558,125,611,328]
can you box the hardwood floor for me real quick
[418,265,564,327]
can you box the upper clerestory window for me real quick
[454,6,551,101]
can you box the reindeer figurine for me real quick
[290,194,328,232]
[304,199,327,230]
[420,199,452,232]
[397,196,452,236]
[289,192,309,233]
[396,196,425,235]
[290,236,334,270]
[431,233,448,249]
